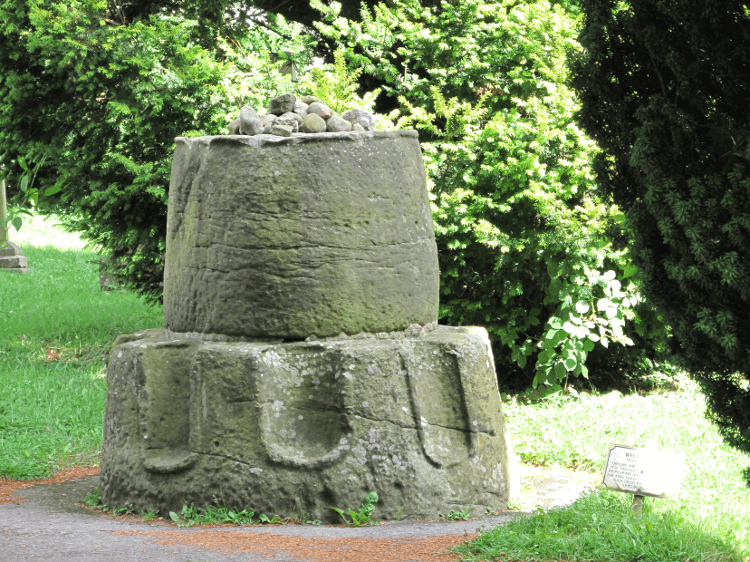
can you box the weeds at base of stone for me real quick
[395,504,407,520]
[140,508,158,522]
[81,487,322,527]
[439,508,470,522]
[329,491,379,526]
[112,504,134,516]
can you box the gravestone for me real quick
[100,130,518,521]
[0,241,30,274]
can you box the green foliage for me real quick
[301,48,381,113]
[502,381,750,557]
[3,155,59,234]
[572,0,750,463]
[314,0,672,391]
[0,0,314,301]
[167,501,282,527]
[0,219,163,479]
[439,508,469,521]
[454,490,743,562]
[329,491,378,526]
[83,486,101,508]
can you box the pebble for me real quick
[228,93,380,138]
[268,93,296,116]
[300,113,327,133]
[326,114,353,132]
[239,105,263,136]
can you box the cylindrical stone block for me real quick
[164,130,439,339]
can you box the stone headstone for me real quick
[0,241,29,273]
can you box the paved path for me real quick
[0,468,595,561]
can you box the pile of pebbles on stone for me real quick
[228,93,374,138]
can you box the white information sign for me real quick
[601,444,686,499]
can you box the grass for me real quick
[4,215,750,561]
[454,383,750,561]
[0,214,162,479]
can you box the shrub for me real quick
[572,0,750,457]
[314,0,673,391]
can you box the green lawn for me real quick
[0,215,162,478]
[2,215,749,561]
[456,385,750,561]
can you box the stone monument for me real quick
[0,178,30,274]
[0,240,29,274]
[100,128,518,521]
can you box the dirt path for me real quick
[0,466,597,561]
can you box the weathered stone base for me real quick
[101,326,518,521]
[0,241,30,273]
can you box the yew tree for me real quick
[573,0,750,462]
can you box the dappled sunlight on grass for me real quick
[1,226,163,479]
[6,212,90,252]
[501,382,750,558]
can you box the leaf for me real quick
[359,491,378,517]
[11,216,23,232]
[602,270,617,280]
[20,175,29,193]
[562,321,578,335]
[564,356,577,371]
[553,362,567,380]
[580,364,589,379]
[44,184,62,196]
[583,338,596,352]
[517,354,527,368]
[575,301,589,314]
[329,506,349,524]
[169,511,179,521]
[18,156,28,171]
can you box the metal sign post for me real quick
[600,441,686,516]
